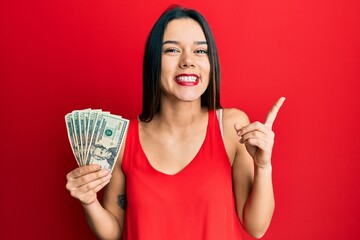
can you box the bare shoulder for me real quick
[222,108,250,129]
[221,109,255,225]
[220,108,250,165]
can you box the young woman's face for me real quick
[160,18,210,103]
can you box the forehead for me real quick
[163,18,206,41]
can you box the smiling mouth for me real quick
[176,76,197,82]
[174,75,199,86]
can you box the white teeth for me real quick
[176,76,197,82]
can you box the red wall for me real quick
[1,0,359,239]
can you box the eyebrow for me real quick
[162,40,207,45]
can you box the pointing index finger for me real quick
[265,97,286,129]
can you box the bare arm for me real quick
[84,158,126,239]
[224,97,285,239]
[233,148,275,239]
[66,137,127,239]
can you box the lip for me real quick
[174,74,199,86]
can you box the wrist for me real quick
[255,164,272,175]
[81,198,100,209]
[256,162,272,169]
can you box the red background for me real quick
[1,0,359,239]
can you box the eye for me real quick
[164,48,180,53]
[195,49,208,54]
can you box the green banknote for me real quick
[65,109,129,171]
[65,113,81,166]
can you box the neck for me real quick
[154,99,206,130]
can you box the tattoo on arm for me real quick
[117,194,127,210]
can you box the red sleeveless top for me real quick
[121,110,243,240]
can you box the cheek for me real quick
[160,64,172,83]
[200,62,211,80]
[199,59,210,72]
[161,56,174,72]
[160,59,177,87]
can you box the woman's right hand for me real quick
[66,164,112,206]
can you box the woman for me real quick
[66,5,285,240]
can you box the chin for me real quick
[178,95,202,102]
[178,90,206,101]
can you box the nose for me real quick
[179,51,195,68]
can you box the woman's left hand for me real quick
[234,97,285,169]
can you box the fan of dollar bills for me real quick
[65,109,129,172]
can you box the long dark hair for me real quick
[139,5,221,122]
